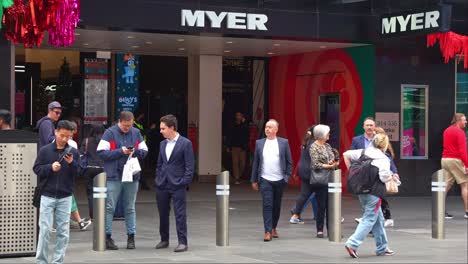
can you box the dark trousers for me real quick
[259,178,286,233]
[292,178,328,232]
[83,167,104,219]
[381,198,392,220]
[156,186,188,245]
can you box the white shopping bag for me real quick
[122,155,141,182]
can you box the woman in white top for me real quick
[343,133,395,258]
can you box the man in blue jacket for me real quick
[36,101,62,150]
[97,111,148,250]
[33,120,81,264]
[154,114,194,252]
[251,119,292,242]
[350,117,376,150]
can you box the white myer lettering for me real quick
[381,10,440,35]
[181,10,205,27]
[227,12,247,29]
[181,9,268,31]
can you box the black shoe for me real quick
[127,234,135,249]
[79,219,92,231]
[106,236,118,250]
[174,244,188,252]
[155,241,169,249]
[445,212,454,219]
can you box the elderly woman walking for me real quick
[289,124,339,238]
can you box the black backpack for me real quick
[346,150,378,195]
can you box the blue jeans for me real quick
[36,195,72,264]
[106,181,139,235]
[301,193,318,219]
[346,194,388,254]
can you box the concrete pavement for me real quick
[1,183,467,263]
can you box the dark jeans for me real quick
[292,178,328,232]
[259,178,286,233]
[156,186,188,245]
[83,167,104,219]
[381,198,392,220]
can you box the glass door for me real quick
[319,94,340,151]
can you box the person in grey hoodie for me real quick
[36,101,62,150]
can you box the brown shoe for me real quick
[264,232,272,242]
[272,228,279,238]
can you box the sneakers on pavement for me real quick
[464,212,468,219]
[234,180,241,185]
[377,248,395,256]
[384,219,394,227]
[445,212,454,219]
[79,219,92,231]
[289,216,304,224]
[345,245,358,258]
[354,218,361,224]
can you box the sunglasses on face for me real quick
[53,111,62,115]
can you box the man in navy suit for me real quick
[350,117,376,150]
[154,114,194,252]
[251,119,292,242]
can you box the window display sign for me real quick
[401,85,428,159]
[84,58,108,125]
[116,54,140,117]
[376,112,399,142]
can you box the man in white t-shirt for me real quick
[251,119,292,242]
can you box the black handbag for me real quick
[32,177,48,208]
[310,169,332,186]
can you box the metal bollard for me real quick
[328,169,342,242]
[216,171,230,247]
[431,169,446,239]
[93,172,107,251]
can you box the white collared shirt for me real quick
[166,133,180,161]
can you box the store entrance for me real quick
[319,94,340,151]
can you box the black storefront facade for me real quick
[1,0,467,195]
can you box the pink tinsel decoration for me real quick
[47,0,80,47]
[427,31,468,69]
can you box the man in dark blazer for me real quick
[154,114,194,252]
[350,117,376,150]
[251,119,292,242]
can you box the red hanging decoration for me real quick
[2,0,80,48]
[427,31,468,69]
[47,0,80,47]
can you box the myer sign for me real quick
[380,5,451,37]
[181,9,268,31]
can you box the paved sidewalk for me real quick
[1,183,467,263]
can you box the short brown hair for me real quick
[451,113,465,125]
[119,111,134,121]
[363,117,375,123]
[160,114,178,130]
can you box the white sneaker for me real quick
[384,219,394,227]
[354,218,361,224]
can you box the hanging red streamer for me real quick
[427,31,468,69]
[2,0,80,48]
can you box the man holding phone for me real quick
[33,120,81,264]
[97,111,148,250]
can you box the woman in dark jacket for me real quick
[80,124,105,219]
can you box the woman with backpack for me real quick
[343,133,396,258]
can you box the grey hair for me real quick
[267,119,279,128]
[313,124,330,140]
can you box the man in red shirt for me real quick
[442,113,468,219]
